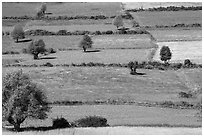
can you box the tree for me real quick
[113,15,124,29]
[36,3,46,18]
[160,46,172,64]
[2,70,50,131]
[79,34,93,52]
[11,24,25,43]
[28,39,46,59]
[128,61,138,75]
[40,3,47,14]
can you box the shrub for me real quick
[5,31,10,35]
[2,70,50,131]
[128,61,138,74]
[74,116,108,127]
[184,59,192,68]
[57,30,67,35]
[28,39,46,59]
[43,62,53,67]
[52,117,71,129]
[11,24,25,43]
[79,34,93,52]
[160,46,172,64]
[178,92,193,98]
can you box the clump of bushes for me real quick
[2,51,20,55]
[43,62,54,67]
[52,117,71,129]
[74,116,108,127]
[178,92,193,98]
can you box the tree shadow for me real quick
[40,57,56,60]
[130,72,146,75]
[85,50,100,53]
[3,126,66,132]
[17,39,32,43]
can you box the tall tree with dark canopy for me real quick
[160,46,172,64]
[79,34,93,52]
[2,70,50,131]
[28,39,46,59]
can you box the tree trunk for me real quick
[83,47,86,52]
[13,123,21,132]
[33,54,38,60]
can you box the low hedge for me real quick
[3,60,202,70]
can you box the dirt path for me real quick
[3,126,202,135]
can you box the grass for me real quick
[2,105,201,130]
[132,10,202,27]
[2,2,121,17]
[2,34,154,52]
[2,67,201,104]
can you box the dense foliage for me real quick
[79,34,93,52]
[28,39,46,59]
[11,24,25,43]
[2,70,50,131]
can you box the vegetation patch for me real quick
[74,116,109,127]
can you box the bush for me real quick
[2,70,50,131]
[57,30,67,35]
[184,59,192,68]
[178,92,193,98]
[52,117,71,129]
[43,62,53,67]
[74,116,108,127]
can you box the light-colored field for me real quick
[132,10,202,26]
[2,67,201,103]
[124,2,202,10]
[154,41,202,64]
[149,29,202,42]
[2,2,120,17]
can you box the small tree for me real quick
[160,46,172,64]
[40,3,47,14]
[113,15,124,29]
[128,61,138,75]
[28,39,46,59]
[2,70,50,131]
[11,24,25,43]
[79,34,93,52]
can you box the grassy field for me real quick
[132,11,202,26]
[154,41,202,64]
[2,67,202,103]
[2,2,121,17]
[2,34,154,51]
[4,104,199,129]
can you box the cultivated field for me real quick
[2,67,201,103]
[2,2,202,134]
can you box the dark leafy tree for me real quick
[11,24,25,43]
[79,34,93,52]
[28,39,46,59]
[160,46,172,64]
[2,70,50,131]
[113,15,124,29]
[128,61,138,75]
